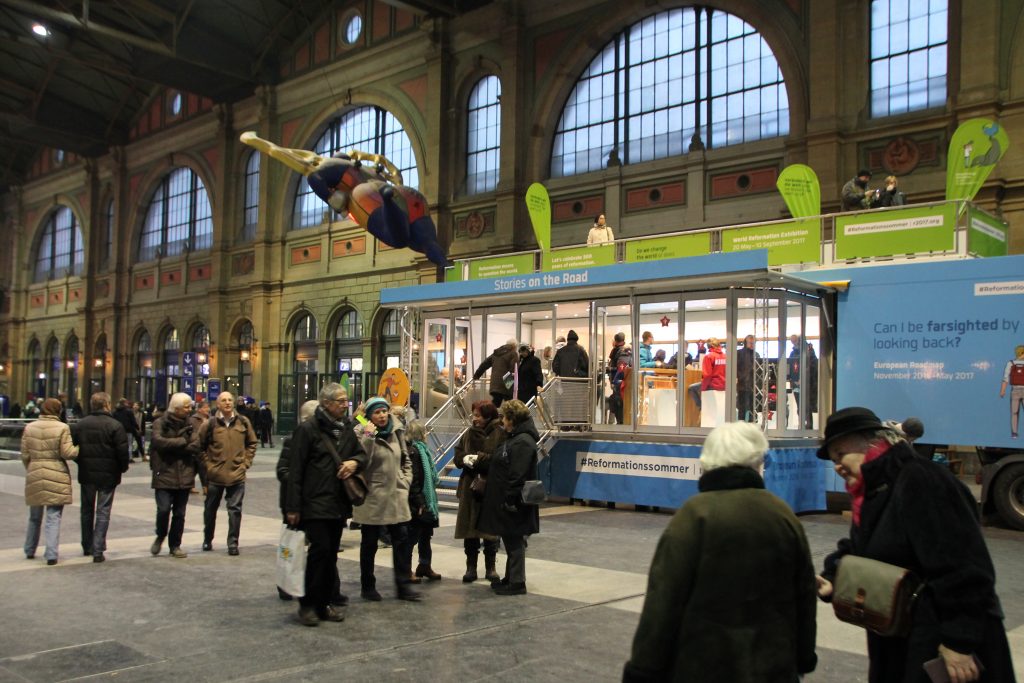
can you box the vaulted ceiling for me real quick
[0,0,492,192]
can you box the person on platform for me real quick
[816,407,1015,683]
[841,168,875,211]
[873,175,906,208]
[149,392,199,559]
[196,391,257,555]
[477,400,540,596]
[286,384,366,625]
[587,214,615,244]
[638,331,660,369]
[473,338,519,408]
[608,332,626,379]
[688,337,726,411]
[352,397,419,602]
[623,421,817,682]
[22,398,79,565]
[736,335,760,423]
[553,330,589,379]
[516,344,544,404]
[454,400,506,583]
[72,392,129,562]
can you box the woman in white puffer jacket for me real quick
[22,397,78,564]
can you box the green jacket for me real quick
[624,466,817,683]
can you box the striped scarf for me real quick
[413,440,439,522]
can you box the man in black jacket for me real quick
[286,382,367,626]
[552,329,589,379]
[516,344,544,404]
[72,392,129,562]
[113,398,144,461]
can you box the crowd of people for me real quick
[16,387,1015,681]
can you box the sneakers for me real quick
[360,588,383,602]
[415,564,442,581]
[494,582,527,596]
[296,606,319,627]
[318,605,345,622]
[93,554,105,563]
[170,547,188,559]
[150,538,163,556]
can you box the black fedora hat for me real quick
[817,406,884,460]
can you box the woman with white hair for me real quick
[623,422,818,682]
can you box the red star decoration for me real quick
[435,333,442,342]
[660,315,671,327]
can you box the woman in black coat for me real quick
[817,407,1014,683]
[477,399,540,596]
[516,344,544,404]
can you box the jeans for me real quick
[403,520,434,568]
[688,382,702,409]
[204,481,246,549]
[501,534,527,584]
[154,489,190,549]
[299,518,344,611]
[25,505,64,561]
[80,484,116,556]
[359,523,411,590]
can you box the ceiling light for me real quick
[32,23,50,37]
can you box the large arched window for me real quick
[34,206,84,282]
[241,151,260,242]
[466,76,502,194]
[138,167,213,261]
[870,0,947,117]
[551,8,789,177]
[292,106,419,228]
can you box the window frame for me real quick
[241,151,260,242]
[34,206,84,283]
[869,0,948,118]
[138,167,213,262]
[466,75,502,195]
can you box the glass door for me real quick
[682,294,729,430]
[637,297,681,431]
[423,317,451,418]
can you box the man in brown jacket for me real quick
[196,392,257,555]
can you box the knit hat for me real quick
[817,406,885,460]
[364,396,390,416]
[567,330,579,342]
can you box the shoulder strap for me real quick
[318,429,344,468]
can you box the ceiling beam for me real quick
[377,0,460,17]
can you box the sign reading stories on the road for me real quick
[808,257,1024,448]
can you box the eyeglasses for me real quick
[328,398,349,405]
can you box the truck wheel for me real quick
[992,463,1024,531]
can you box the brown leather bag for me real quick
[832,555,923,638]
[469,474,487,497]
[319,432,367,506]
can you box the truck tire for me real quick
[992,463,1024,531]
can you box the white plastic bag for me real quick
[276,525,306,598]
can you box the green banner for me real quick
[967,206,1009,257]
[444,265,463,282]
[525,182,551,252]
[469,253,535,280]
[542,244,616,271]
[624,233,711,262]
[834,205,956,259]
[776,164,821,218]
[721,218,822,265]
[946,118,1010,202]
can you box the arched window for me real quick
[551,8,789,177]
[333,309,363,404]
[228,320,254,399]
[241,151,260,242]
[158,328,180,406]
[64,335,79,406]
[90,334,107,394]
[377,309,402,371]
[46,337,61,397]
[138,167,213,261]
[127,330,155,406]
[34,206,84,282]
[870,0,947,117]
[466,76,502,194]
[292,106,419,228]
[190,324,211,395]
[28,339,44,398]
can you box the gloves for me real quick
[463,453,478,468]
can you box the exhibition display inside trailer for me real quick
[381,250,834,513]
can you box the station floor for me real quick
[0,446,1021,683]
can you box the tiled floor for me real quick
[0,447,1020,682]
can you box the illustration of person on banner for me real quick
[999,344,1024,439]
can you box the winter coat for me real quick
[351,418,413,526]
[517,351,544,403]
[553,339,589,378]
[624,465,817,683]
[21,415,78,506]
[453,418,506,540]
[71,411,129,488]
[286,407,367,522]
[841,177,871,211]
[474,343,519,397]
[149,412,199,490]
[477,417,540,538]
[196,413,257,486]
[113,405,140,438]
[700,346,726,391]
[821,441,1015,683]
[639,343,656,368]
[286,405,366,524]
[735,346,760,393]
[256,406,274,432]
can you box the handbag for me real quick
[470,473,487,497]
[832,555,922,638]
[521,479,546,505]
[276,525,307,598]
[319,432,367,506]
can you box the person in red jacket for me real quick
[700,338,726,392]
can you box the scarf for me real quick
[375,415,394,438]
[413,440,439,522]
[847,440,892,526]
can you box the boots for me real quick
[415,564,442,581]
[483,551,500,583]
[462,553,479,583]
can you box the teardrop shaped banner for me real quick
[525,182,552,253]
[776,164,821,218]
[946,118,1009,202]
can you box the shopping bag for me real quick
[276,525,307,598]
